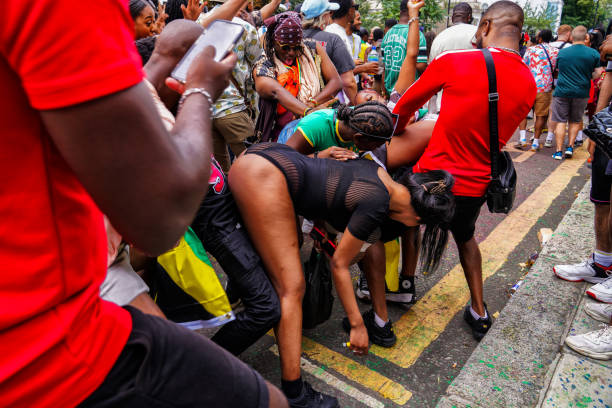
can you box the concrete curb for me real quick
[436,181,598,408]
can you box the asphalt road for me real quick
[205,124,592,407]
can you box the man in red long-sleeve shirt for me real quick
[393,0,536,340]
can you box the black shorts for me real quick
[591,146,612,205]
[449,195,487,244]
[79,306,269,408]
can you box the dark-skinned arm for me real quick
[314,42,342,105]
[353,62,379,75]
[331,229,370,355]
[340,70,358,105]
[259,0,283,21]
[255,75,310,116]
[40,48,236,256]
[393,0,424,95]
[199,0,248,28]
[285,130,316,154]
[597,72,612,112]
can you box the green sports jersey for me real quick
[295,109,358,152]
[382,26,427,95]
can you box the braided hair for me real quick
[336,101,395,139]
[264,18,280,61]
[397,169,455,274]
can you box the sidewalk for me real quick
[436,181,612,408]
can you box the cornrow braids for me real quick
[339,101,395,139]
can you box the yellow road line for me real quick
[269,345,386,408]
[514,150,536,163]
[370,148,588,367]
[300,337,412,405]
[265,334,412,405]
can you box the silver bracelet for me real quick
[178,87,214,113]
[407,17,419,25]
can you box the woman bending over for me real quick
[228,143,454,407]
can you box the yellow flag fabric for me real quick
[157,228,234,328]
[384,239,400,291]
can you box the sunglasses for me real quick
[348,112,399,142]
[277,42,302,52]
[351,3,359,10]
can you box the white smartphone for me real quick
[171,19,244,83]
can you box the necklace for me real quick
[493,46,521,57]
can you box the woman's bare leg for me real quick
[362,241,388,321]
[228,154,304,381]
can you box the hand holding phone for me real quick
[172,20,244,83]
[166,46,237,102]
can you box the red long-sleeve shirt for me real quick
[393,48,536,197]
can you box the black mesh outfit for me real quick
[246,143,407,243]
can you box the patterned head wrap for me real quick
[266,12,303,45]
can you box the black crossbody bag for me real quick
[482,49,517,214]
[539,44,555,89]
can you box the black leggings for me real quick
[191,165,280,355]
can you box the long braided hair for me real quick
[336,101,395,139]
[397,169,455,274]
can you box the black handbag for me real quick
[482,49,517,214]
[302,247,334,329]
[584,106,612,159]
[253,97,277,144]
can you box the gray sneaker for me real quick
[565,325,612,360]
[585,303,612,323]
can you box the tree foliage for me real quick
[561,0,611,28]
[359,0,445,31]
[522,2,557,33]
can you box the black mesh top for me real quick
[246,143,407,243]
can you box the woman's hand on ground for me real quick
[349,324,369,355]
[318,146,358,161]
[408,0,425,18]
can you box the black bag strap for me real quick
[539,44,555,72]
[482,48,500,180]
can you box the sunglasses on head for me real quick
[348,112,399,142]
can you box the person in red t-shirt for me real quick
[392,0,536,340]
[0,0,287,407]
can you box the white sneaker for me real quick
[544,139,553,148]
[553,258,612,283]
[565,325,612,360]
[586,277,612,303]
[585,303,612,323]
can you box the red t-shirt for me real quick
[393,48,536,197]
[0,1,143,406]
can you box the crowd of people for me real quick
[2,0,610,407]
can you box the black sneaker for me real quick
[463,303,492,341]
[287,381,339,408]
[386,276,416,304]
[355,275,370,301]
[355,274,416,305]
[575,139,583,147]
[342,309,397,347]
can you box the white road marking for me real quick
[269,346,385,408]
